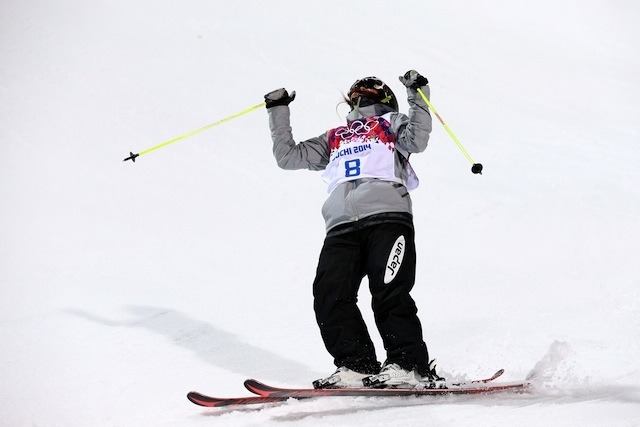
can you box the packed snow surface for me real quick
[1,0,639,425]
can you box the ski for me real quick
[187,369,531,408]
[187,392,292,407]
[245,369,505,397]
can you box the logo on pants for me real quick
[384,235,405,284]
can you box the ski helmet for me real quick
[347,76,398,111]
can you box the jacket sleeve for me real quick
[267,105,330,171]
[391,85,432,154]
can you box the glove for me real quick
[398,70,429,89]
[264,88,296,108]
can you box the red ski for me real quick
[187,370,531,408]
[245,369,505,397]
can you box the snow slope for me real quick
[1,0,639,425]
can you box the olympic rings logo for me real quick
[335,118,380,141]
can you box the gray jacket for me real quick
[268,86,432,233]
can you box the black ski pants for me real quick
[312,222,430,375]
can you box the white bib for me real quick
[321,114,418,193]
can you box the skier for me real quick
[264,71,442,389]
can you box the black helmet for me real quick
[347,76,398,111]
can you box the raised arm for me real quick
[265,88,329,171]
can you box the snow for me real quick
[1,0,639,425]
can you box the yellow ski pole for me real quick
[416,88,483,174]
[123,101,266,162]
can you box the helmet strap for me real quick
[352,96,361,118]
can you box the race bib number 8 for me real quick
[322,140,399,192]
[344,159,361,177]
[322,114,418,193]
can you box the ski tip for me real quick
[187,392,208,407]
[244,379,261,395]
[484,369,505,382]
[244,378,281,394]
[244,379,261,388]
